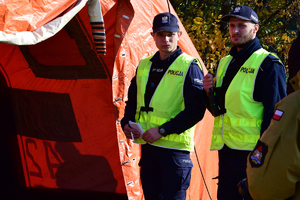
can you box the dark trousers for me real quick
[139,144,193,200]
[217,145,251,200]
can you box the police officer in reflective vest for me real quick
[121,12,206,200]
[203,5,287,200]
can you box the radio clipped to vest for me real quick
[208,88,220,117]
[207,87,226,117]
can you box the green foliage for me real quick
[170,0,299,75]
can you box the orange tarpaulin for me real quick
[0,0,77,33]
[0,0,218,199]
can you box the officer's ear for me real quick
[253,24,259,34]
[176,30,182,40]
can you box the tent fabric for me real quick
[0,0,218,199]
[0,0,83,45]
[0,0,77,33]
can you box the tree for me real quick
[170,0,300,75]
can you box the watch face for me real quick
[159,128,165,134]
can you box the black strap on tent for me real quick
[194,147,212,200]
[167,0,171,13]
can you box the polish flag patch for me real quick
[273,109,284,121]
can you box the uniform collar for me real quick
[230,37,262,59]
[150,46,183,63]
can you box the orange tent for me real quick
[0,0,218,199]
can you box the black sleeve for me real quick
[160,60,206,135]
[120,75,137,132]
[254,55,287,135]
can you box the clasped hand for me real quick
[124,125,162,143]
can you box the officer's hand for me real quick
[203,73,214,96]
[142,127,162,143]
[123,124,140,139]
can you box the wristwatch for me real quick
[159,126,167,137]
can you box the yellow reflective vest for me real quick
[211,48,271,151]
[134,53,203,152]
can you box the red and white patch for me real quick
[273,109,284,121]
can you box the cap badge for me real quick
[161,16,169,23]
[233,6,241,13]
